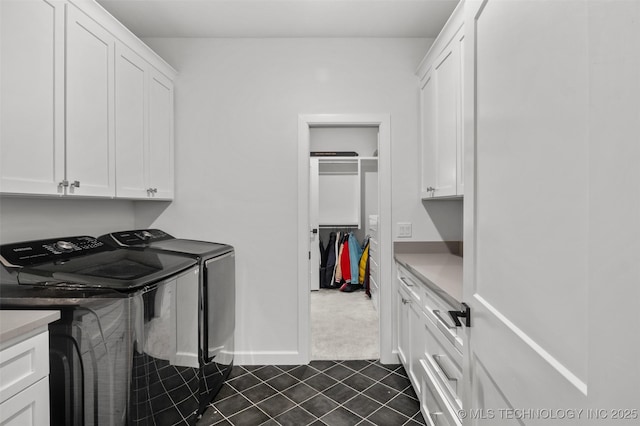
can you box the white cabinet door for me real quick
[0,0,64,195]
[148,69,174,199]
[433,45,459,198]
[65,3,115,197]
[408,301,423,396]
[420,71,437,199]
[419,24,464,200]
[464,0,640,421]
[454,30,464,197]
[397,285,411,367]
[115,43,148,198]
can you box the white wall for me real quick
[135,37,462,363]
[0,197,136,243]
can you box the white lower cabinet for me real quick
[396,263,462,426]
[0,331,50,426]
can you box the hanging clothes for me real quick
[339,235,351,284]
[348,233,363,283]
[320,232,337,288]
[333,234,345,288]
[358,240,370,285]
[364,246,371,298]
[340,232,361,292]
[318,236,326,289]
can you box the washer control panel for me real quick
[0,236,108,267]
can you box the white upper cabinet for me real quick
[0,0,176,199]
[148,70,175,200]
[115,43,148,198]
[418,4,464,199]
[114,44,175,199]
[0,0,65,195]
[65,3,116,197]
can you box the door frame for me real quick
[297,113,394,364]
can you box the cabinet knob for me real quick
[401,298,411,305]
[426,186,435,192]
[71,180,80,188]
[58,180,69,188]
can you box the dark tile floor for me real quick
[196,360,426,426]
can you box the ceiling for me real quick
[96,0,459,38]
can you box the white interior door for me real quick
[464,1,640,423]
[309,158,320,291]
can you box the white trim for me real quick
[474,294,588,395]
[297,113,395,365]
[234,351,305,366]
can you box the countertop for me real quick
[0,310,60,344]
[395,251,463,306]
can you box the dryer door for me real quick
[204,251,235,363]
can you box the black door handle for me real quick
[449,302,471,327]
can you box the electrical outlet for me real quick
[397,222,412,238]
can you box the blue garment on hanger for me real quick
[348,233,362,283]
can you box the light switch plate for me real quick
[397,222,412,238]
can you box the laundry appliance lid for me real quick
[101,229,233,258]
[1,236,196,291]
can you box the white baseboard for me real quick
[233,350,305,366]
[379,350,400,366]
[234,349,398,366]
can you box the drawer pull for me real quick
[433,310,455,329]
[399,277,414,287]
[433,354,459,383]
[430,412,444,425]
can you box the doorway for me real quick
[297,114,394,365]
[309,126,379,360]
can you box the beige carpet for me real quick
[311,289,380,360]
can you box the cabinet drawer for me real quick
[0,377,49,425]
[369,238,378,255]
[420,360,461,426]
[423,313,462,411]
[397,267,422,303]
[421,288,463,353]
[369,275,379,292]
[369,256,379,281]
[0,331,49,404]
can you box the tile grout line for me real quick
[205,361,421,426]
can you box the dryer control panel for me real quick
[102,229,174,247]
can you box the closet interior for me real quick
[309,126,379,310]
